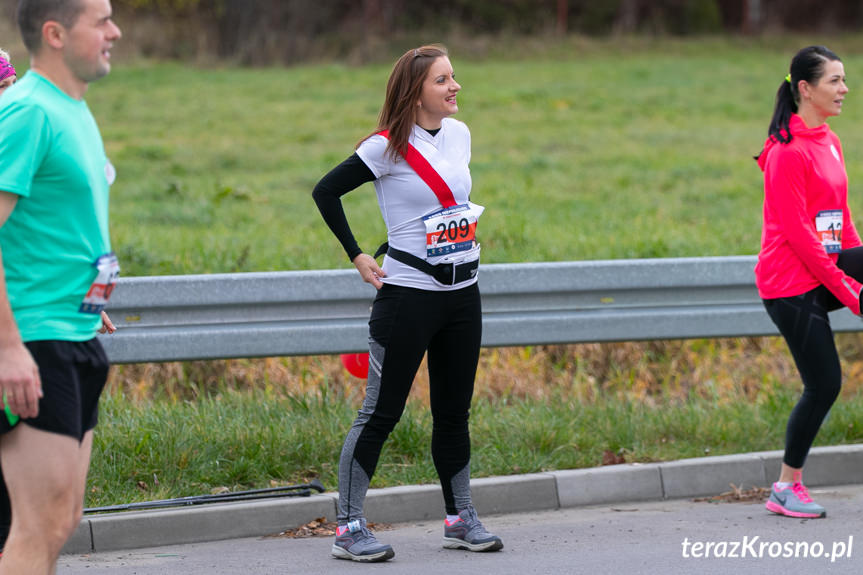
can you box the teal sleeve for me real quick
[0,103,50,198]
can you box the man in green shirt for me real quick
[0,1,120,572]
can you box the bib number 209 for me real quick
[436,218,471,243]
[424,203,481,258]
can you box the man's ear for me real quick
[42,20,67,51]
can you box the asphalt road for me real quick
[59,484,863,575]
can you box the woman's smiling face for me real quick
[416,56,461,128]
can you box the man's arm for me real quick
[0,191,42,419]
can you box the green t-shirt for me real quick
[0,71,114,342]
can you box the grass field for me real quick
[50,35,863,506]
[81,35,863,275]
[91,369,863,506]
[94,337,863,506]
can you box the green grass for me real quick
[88,381,863,507]
[76,36,863,506]
[80,35,863,275]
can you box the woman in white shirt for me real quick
[313,44,501,563]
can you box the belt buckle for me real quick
[433,263,455,285]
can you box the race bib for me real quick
[79,252,120,314]
[423,202,484,258]
[815,209,842,254]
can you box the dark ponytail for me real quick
[766,80,796,146]
[767,45,841,146]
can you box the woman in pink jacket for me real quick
[756,45,863,519]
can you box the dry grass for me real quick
[107,335,863,406]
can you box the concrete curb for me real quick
[63,444,863,554]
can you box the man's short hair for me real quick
[17,0,85,53]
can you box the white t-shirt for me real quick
[356,118,478,291]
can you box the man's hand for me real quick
[0,342,42,419]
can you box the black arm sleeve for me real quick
[312,153,376,262]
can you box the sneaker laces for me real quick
[791,482,813,503]
[342,519,373,538]
[460,506,492,536]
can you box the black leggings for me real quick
[337,282,482,521]
[763,246,863,469]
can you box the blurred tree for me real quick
[364,0,384,35]
[557,0,569,34]
[81,0,863,63]
[741,0,762,33]
[615,0,640,33]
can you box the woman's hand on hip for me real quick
[353,253,386,289]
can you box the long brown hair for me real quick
[358,44,449,161]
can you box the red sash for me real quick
[377,130,457,208]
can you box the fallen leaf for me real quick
[693,483,770,504]
[601,450,626,466]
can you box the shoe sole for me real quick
[442,537,504,552]
[765,500,826,519]
[331,544,395,562]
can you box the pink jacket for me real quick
[755,114,862,314]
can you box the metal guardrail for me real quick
[98,256,863,364]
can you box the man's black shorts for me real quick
[0,339,109,441]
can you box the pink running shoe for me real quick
[765,481,826,518]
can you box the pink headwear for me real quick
[0,55,16,82]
